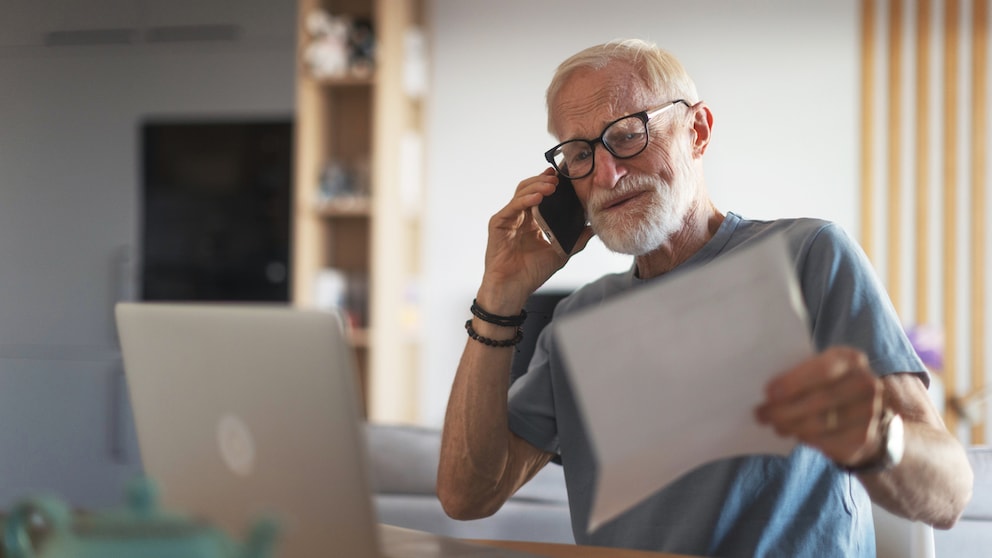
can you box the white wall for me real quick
[0,0,891,455]
[0,0,295,506]
[421,0,861,426]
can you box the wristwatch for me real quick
[842,408,905,473]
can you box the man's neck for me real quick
[633,200,725,280]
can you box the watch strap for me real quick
[841,408,905,473]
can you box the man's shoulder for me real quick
[553,269,633,318]
[728,215,853,259]
[550,216,857,317]
[732,214,837,241]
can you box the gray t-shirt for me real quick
[507,212,927,557]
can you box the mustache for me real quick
[587,175,659,213]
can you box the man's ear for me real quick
[690,103,714,157]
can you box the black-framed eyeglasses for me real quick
[544,99,691,180]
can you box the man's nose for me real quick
[590,144,624,189]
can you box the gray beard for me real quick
[591,182,694,256]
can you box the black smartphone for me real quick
[532,173,587,258]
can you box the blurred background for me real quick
[0,0,987,509]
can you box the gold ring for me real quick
[825,408,838,432]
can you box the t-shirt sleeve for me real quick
[507,323,560,454]
[798,223,928,384]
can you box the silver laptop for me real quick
[116,302,381,557]
[116,302,532,558]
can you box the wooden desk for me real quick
[471,538,698,558]
[380,525,696,558]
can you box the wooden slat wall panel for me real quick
[970,0,988,442]
[887,0,904,315]
[860,0,989,442]
[941,0,960,434]
[861,0,877,264]
[914,0,931,326]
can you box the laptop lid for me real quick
[116,302,379,558]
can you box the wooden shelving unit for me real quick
[294,0,424,421]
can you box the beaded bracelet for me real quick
[471,299,527,327]
[465,319,523,347]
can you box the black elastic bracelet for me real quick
[465,319,523,347]
[471,299,527,327]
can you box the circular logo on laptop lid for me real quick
[217,414,256,477]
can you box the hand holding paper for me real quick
[555,233,815,532]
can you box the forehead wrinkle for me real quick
[555,94,617,139]
[551,66,654,141]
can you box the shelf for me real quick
[295,0,424,423]
[317,196,372,217]
[313,75,375,87]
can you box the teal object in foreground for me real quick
[2,477,279,558]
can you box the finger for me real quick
[756,379,884,465]
[488,186,553,235]
[758,370,878,428]
[496,177,557,219]
[793,396,877,441]
[804,403,885,465]
[765,347,870,403]
[513,169,558,196]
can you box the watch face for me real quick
[886,412,905,468]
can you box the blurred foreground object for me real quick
[1,477,278,558]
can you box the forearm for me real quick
[757,355,975,529]
[437,292,550,519]
[859,420,973,529]
[438,323,516,510]
[438,172,573,519]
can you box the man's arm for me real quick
[858,372,973,529]
[756,347,973,529]
[437,169,591,520]
[436,312,555,519]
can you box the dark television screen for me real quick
[140,118,293,302]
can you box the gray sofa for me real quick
[366,423,991,555]
[933,445,992,557]
[365,422,573,544]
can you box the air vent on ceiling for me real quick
[44,28,137,46]
[44,24,242,47]
[144,24,241,43]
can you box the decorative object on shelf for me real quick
[906,323,990,426]
[344,272,371,329]
[315,268,348,312]
[319,158,371,203]
[906,323,946,415]
[318,160,353,200]
[303,9,377,80]
[348,18,375,78]
[303,9,352,79]
[949,385,991,425]
[1,476,279,558]
[403,27,428,98]
[905,324,944,371]
[315,268,370,331]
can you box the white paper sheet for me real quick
[555,232,815,532]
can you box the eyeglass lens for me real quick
[552,114,649,179]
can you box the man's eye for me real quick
[565,147,592,165]
[609,132,645,149]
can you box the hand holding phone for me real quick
[531,173,587,258]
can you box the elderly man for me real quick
[437,39,972,557]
